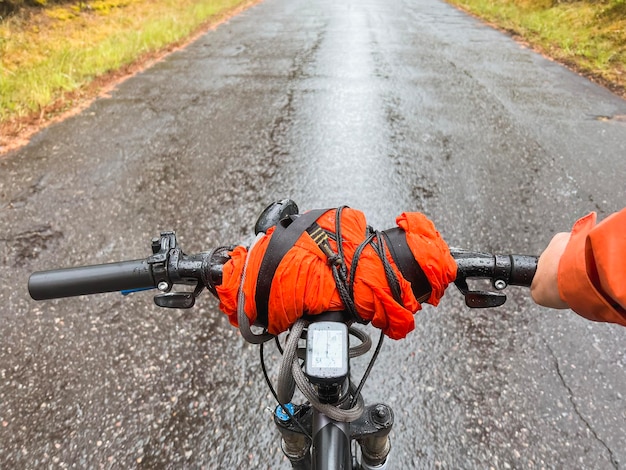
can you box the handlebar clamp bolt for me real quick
[494,279,507,290]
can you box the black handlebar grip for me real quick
[28,259,155,300]
[507,255,538,287]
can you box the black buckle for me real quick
[453,278,506,308]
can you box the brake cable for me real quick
[260,341,312,442]
[350,329,384,408]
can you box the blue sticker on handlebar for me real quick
[121,287,155,296]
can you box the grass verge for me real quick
[445,0,626,97]
[0,0,259,153]
[2,0,625,154]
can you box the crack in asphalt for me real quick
[267,29,325,158]
[0,224,64,266]
[2,175,45,210]
[545,341,620,469]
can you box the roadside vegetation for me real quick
[0,0,624,152]
[446,0,626,96]
[0,0,256,150]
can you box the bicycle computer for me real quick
[305,322,349,386]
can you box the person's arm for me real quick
[532,210,626,326]
[530,232,570,309]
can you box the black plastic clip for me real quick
[148,231,177,290]
[454,278,507,308]
[148,231,205,309]
[154,281,204,309]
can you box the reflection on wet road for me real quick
[1,0,625,467]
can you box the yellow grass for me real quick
[446,0,626,95]
[0,0,255,122]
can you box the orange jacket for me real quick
[558,209,626,326]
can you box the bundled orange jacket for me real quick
[216,209,457,339]
[558,209,626,326]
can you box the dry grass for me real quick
[0,0,257,152]
[2,0,625,153]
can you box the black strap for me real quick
[382,228,432,303]
[255,209,330,328]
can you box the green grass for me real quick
[0,0,255,123]
[2,0,625,136]
[445,0,626,95]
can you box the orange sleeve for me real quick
[558,209,626,326]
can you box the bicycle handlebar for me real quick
[450,248,537,308]
[28,233,537,308]
[28,259,154,300]
[452,249,537,286]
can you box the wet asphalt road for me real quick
[2,0,626,468]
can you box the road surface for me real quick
[1,0,625,467]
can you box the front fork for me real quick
[274,403,394,470]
